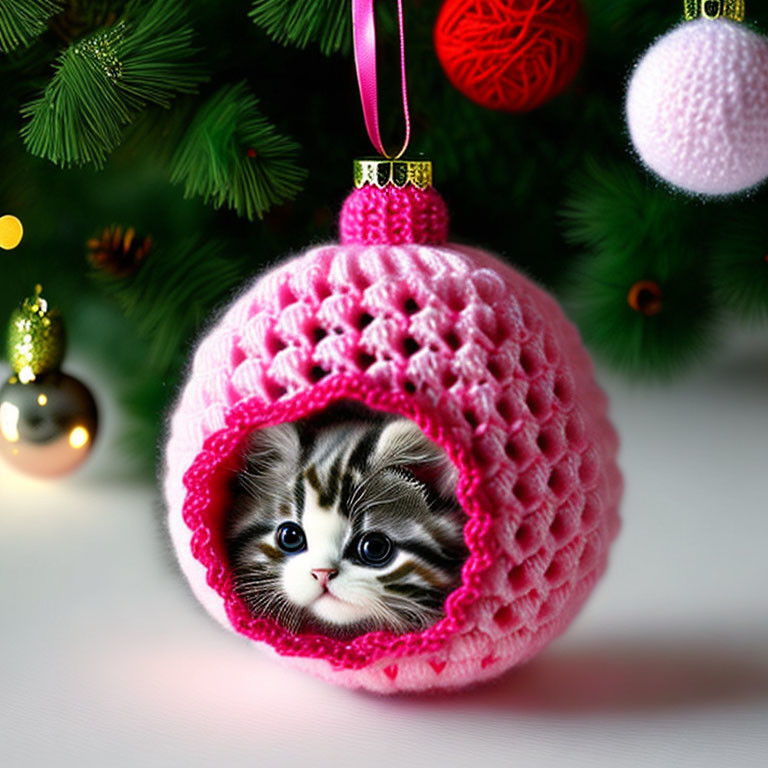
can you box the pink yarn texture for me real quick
[340,185,449,246]
[164,187,622,693]
[626,18,768,196]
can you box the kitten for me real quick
[224,403,467,638]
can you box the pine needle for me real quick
[561,160,718,377]
[0,0,61,53]
[170,82,307,220]
[91,236,251,371]
[21,0,205,168]
[250,0,350,55]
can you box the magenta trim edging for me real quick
[181,374,491,670]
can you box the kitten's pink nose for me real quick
[311,568,339,588]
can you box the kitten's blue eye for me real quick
[276,522,306,554]
[357,532,394,567]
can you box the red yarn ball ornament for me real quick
[434,0,588,112]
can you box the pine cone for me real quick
[87,225,151,277]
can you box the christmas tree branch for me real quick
[561,160,718,376]
[21,0,205,168]
[250,0,351,55]
[0,0,61,53]
[170,82,307,220]
[91,236,251,372]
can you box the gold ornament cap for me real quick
[353,158,433,190]
[7,285,66,382]
[684,1,745,21]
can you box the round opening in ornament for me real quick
[175,379,485,673]
[222,399,469,642]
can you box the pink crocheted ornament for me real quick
[626,17,768,197]
[164,170,622,694]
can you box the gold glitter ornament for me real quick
[1,286,98,477]
[7,286,66,381]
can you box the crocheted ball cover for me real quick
[164,186,622,694]
[626,18,768,196]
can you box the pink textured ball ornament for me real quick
[626,2,768,196]
[164,158,622,693]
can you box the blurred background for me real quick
[1,1,767,766]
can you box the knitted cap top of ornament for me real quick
[163,0,621,694]
[626,1,768,197]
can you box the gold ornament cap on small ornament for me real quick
[353,158,433,190]
[7,285,66,383]
[684,0,745,21]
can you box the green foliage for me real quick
[250,0,351,55]
[711,204,768,320]
[21,0,204,168]
[587,0,681,44]
[90,232,253,466]
[91,236,251,371]
[562,159,697,255]
[562,161,718,377]
[170,82,306,220]
[0,0,61,53]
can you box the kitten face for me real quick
[225,409,467,638]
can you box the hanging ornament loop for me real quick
[684,1,745,22]
[352,0,411,159]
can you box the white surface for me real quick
[1,328,767,768]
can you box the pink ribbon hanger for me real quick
[352,0,411,159]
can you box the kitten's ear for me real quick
[372,419,459,498]
[242,422,301,476]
